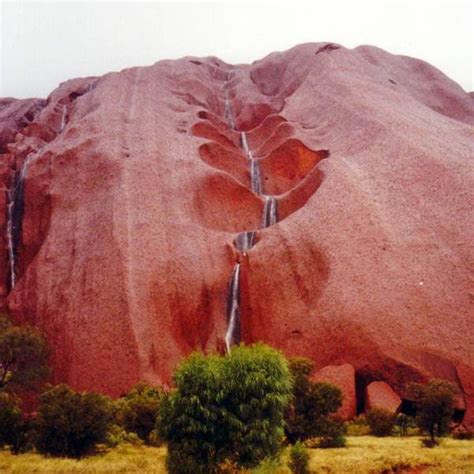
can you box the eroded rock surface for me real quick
[1,43,473,425]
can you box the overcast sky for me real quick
[1,0,472,98]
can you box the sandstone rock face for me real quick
[1,43,473,425]
[0,98,45,153]
[0,98,46,303]
[311,364,356,420]
[365,381,402,413]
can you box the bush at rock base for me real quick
[35,384,113,458]
[408,379,457,444]
[0,315,50,392]
[156,343,292,473]
[0,392,34,453]
[285,357,345,447]
[366,408,397,437]
[114,382,163,445]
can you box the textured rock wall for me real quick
[1,43,472,424]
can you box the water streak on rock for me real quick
[223,90,235,129]
[60,104,67,132]
[241,132,263,195]
[6,196,16,290]
[234,231,256,253]
[6,151,40,290]
[225,263,241,353]
[262,195,278,228]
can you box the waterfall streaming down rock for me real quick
[262,196,278,228]
[6,195,16,290]
[6,96,75,291]
[60,105,67,132]
[234,231,256,253]
[241,131,250,155]
[221,75,277,352]
[225,263,241,353]
[6,152,38,291]
[250,159,263,195]
[241,132,263,195]
[224,90,235,129]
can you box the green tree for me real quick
[408,379,457,444]
[35,384,113,458]
[366,408,396,436]
[156,343,293,473]
[285,357,345,446]
[115,382,162,444]
[0,315,50,391]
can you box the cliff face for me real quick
[1,43,473,424]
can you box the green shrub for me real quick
[115,382,162,444]
[252,456,284,474]
[0,392,21,447]
[316,416,347,448]
[366,408,396,436]
[0,315,50,392]
[105,424,142,448]
[35,384,113,458]
[285,357,344,445]
[346,415,370,436]
[408,379,457,444]
[156,343,292,473]
[0,392,33,453]
[288,441,310,474]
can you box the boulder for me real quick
[311,363,356,420]
[365,381,401,414]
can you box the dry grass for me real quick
[0,437,472,473]
[0,444,167,473]
[306,436,474,474]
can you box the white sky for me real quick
[1,0,473,98]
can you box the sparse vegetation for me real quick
[0,437,473,473]
[366,407,397,436]
[0,328,467,473]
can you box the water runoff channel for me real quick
[222,71,278,353]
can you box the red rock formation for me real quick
[0,98,45,153]
[311,364,357,420]
[1,44,473,427]
[365,381,402,413]
[0,98,46,305]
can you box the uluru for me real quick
[1,41,473,429]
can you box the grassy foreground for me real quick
[0,437,472,473]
